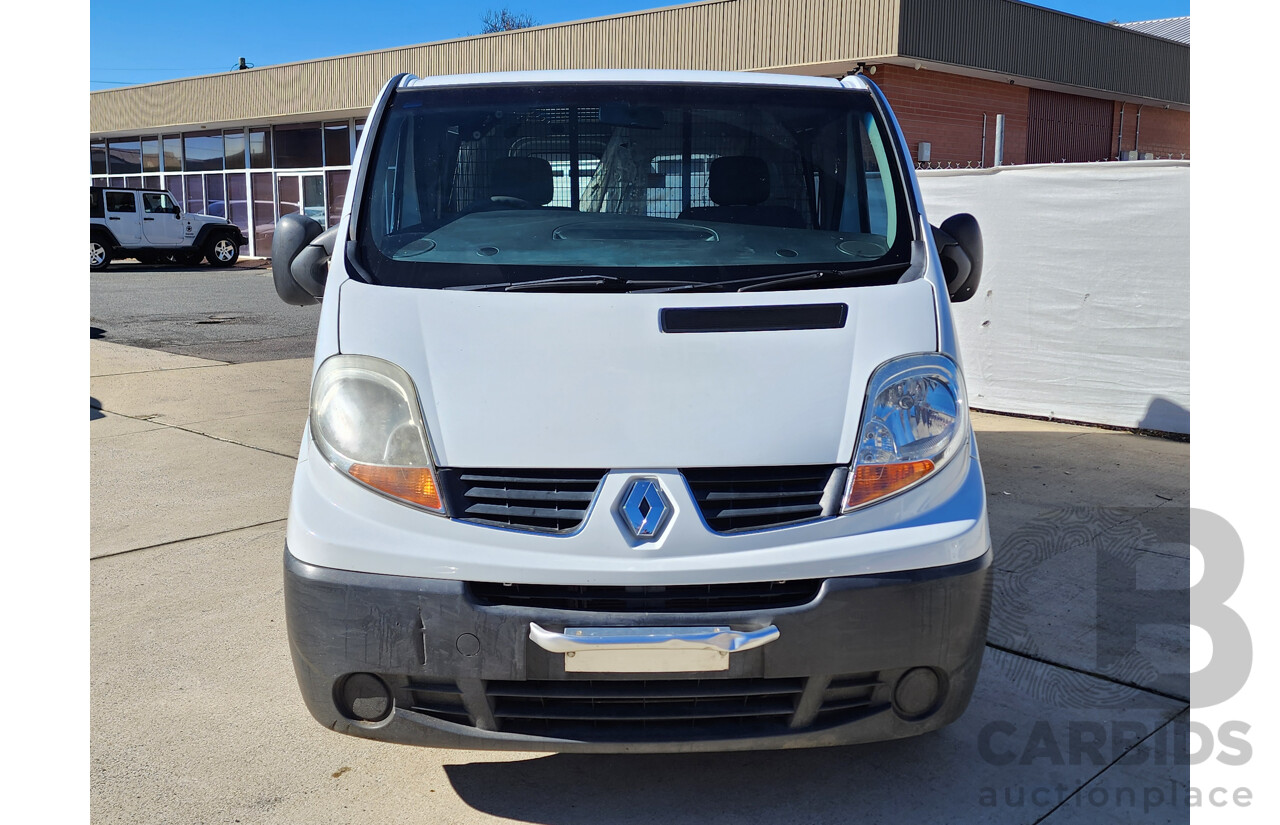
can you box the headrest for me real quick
[709,156,770,206]
[490,156,554,206]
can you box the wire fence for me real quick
[915,154,1188,170]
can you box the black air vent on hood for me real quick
[660,304,848,333]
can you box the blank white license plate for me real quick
[560,626,731,673]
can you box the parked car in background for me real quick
[89,187,246,271]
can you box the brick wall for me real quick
[872,64,1191,165]
[1111,102,1190,160]
[872,64,1029,167]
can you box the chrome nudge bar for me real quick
[528,623,780,654]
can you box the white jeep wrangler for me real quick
[89,186,247,271]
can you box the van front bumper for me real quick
[285,545,992,753]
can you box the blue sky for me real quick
[89,0,1191,89]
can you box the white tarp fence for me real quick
[917,161,1190,434]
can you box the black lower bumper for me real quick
[284,547,992,753]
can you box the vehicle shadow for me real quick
[443,737,937,825]
[95,260,268,274]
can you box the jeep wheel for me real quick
[206,235,239,268]
[90,239,111,271]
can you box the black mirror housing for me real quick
[932,213,983,303]
[272,213,334,305]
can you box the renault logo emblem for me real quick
[619,479,671,539]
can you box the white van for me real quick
[274,69,990,753]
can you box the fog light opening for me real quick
[892,667,944,720]
[337,673,393,723]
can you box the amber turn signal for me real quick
[349,464,444,511]
[845,460,936,509]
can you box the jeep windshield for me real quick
[355,82,915,292]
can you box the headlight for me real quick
[843,353,969,511]
[310,354,445,513]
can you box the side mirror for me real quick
[272,213,335,305]
[931,213,983,303]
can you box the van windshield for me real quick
[356,83,914,291]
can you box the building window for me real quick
[183,130,223,172]
[205,174,226,218]
[185,175,205,215]
[249,128,272,168]
[251,172,276,253]
[108,138,142,175]
[164,176,184,207]
[274,123,323,168]
[228,173,249,234]
[91,141,107,175]
[324,122,351,166]
[141,138,161,173]
[277,174,300,215]
[224,130,247,170]
[326,169,350,227]
[163,135,183,172]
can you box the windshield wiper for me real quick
[447,275,697,292]
[640,262,907,294]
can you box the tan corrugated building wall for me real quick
[89,0,1190,256]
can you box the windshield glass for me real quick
[356,83,914,291]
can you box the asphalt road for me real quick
[89,260,321,363]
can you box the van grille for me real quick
[438,465,843,535]
[438,468,607,533]
[483,674,882,739]
[468,579,823,613]
[682,465,843,533]
[394,673,888,741]
[487,677,803,737]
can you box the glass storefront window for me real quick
[205,174,226,218]
[324,122,350,166]
[277,175,300,216]
[302,175,325,224]
[224,130,246,170]
[164,176,184,207]
[251,172,275,254]
[228,173,249,234]
[108,138,141,175]
[141,138,161,173]
[185,175,205,216]
[91,141,107,175]
[326,169,350,228]
[163,135,182,172]
[183,130,223,172]
[249,128,272,168]
[274,123,323,168]
[125,176,142,189]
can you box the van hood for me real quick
[336,279,939,468]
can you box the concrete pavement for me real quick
[90,340,1192,824]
